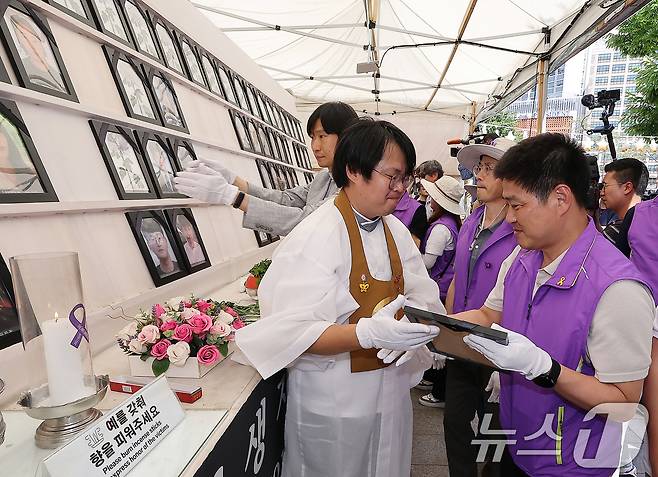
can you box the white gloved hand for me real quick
[356,295,440,351]
[463,323,552,380]
[431,352,447,370]
[485,371,500,403]
[377,348,410,366]
[174,165,239,205]
[195,158,237,184]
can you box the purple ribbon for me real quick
[69,303,88,348]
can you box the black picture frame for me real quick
[199,51,222,97]
[44,0,96,27]
[229,110,252,152]
[257,124,273,158]
[89,120,156,200]
[245,84,262,119]
[143,64,187,133]
[147,13,184,76]
[135,129,182,198]
[87,0,133,47]
[174,32,207,88]
[0,252,20,350]
[103,46,160,125]
[0,99,57,203]
[246,118,263,155]
[164,208,210,273]
[231,73,249,112]
[0,0,78,101]
[215,60,237,104]
[126,210,187,287]
[168,136,197,170]
[118,0,161,62]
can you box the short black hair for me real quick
[306,102,358,137]
[419,160,444,179]
[494,133,590,207]
[604,157,649,196]
[332,118,416,188]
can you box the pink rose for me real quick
[196,300,211,313]
[160,321,177,332]
[180,308,201,321]
[232,319,245,330]
[152,304,165,319]
[224,307,238,318]
[189,314,213,334]
[209,321,231,338]
[172,324,193,342]
[137,324,160,344]
[197,344,220,366]
[183,300,193,308]
[150,339,171,360]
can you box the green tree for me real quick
[481,111,521,140]
[606,0,658,136]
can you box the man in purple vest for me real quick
[442,137,518,477]
[454,133,655,476]
[627,195,658,304]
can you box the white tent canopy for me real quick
[194,0,648,120]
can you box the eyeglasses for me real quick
[373,169,413,190]
[599,182,625,191]
[473,163,495,175]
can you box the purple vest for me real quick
[392,191,422,228]
[500,220,650,476]
[453,206,517,313]
[628,197,658,303]
[420,215,458,301]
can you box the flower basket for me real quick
[116,297,254,377]
[128,353,227,378]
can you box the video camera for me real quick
[581,88,620,160]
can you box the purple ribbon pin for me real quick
[69,303,89,348]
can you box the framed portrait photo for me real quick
[1,1,77,101]
[126,210,187,287]
[103,46,159,125]
[0,252,20,350]
[229,110,251,152]
[199,51,221,96]
[143,65,187,132]
[256,124,273,158]
[135,130,181,198]
[165,208,210,273]
[89,120,156,200]
[147,14,184,75]
[246,119,262,156]
[88,0,133,46]
[44,0,95,26]
[0,100,57,203]
[168,137,197,171]
[174,32,206,88]
[215,61,236,104]
[119,0,160,61]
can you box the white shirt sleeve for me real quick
[587,281,655,383]
[653,307,658,339]
[483,246,521,312]
[424,224,454,256]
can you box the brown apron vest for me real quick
[334,190,405,373]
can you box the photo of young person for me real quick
[175,214,205,266]
[124,0,159,59]
[140,217,179,278]
[4,8,67,93]
[117,58,156,120]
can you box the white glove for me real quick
[463,323,552,380]
[377,348,411,366]
[485,371,500,403]
[174,165,239,205]
[193,158,237,184]
[356,295,439,350]
[431,352,447,370]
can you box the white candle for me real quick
[41,314,89,406]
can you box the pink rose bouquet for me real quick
[116,297,257,376]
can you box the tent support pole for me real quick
[534,57,549,136]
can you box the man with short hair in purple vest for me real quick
[454,133,655,477]
[442,137,518,477]
[627,195,658,304]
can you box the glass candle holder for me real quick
[10,252,95,407]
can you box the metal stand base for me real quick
[35,407,102,449]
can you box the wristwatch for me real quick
[532,358,561,388]
[232,191,245,209]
